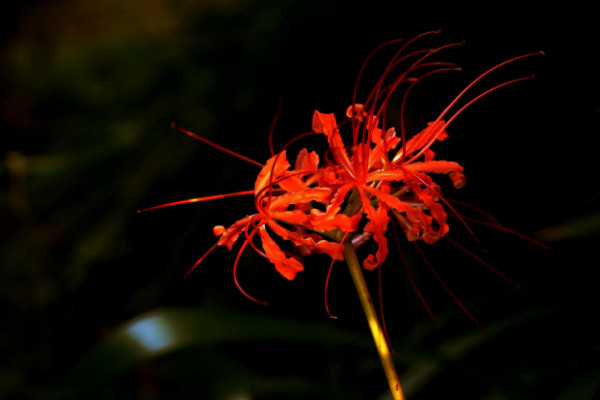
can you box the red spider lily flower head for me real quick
[140,32,542,306]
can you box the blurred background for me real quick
[1,1,599,399]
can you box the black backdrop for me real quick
[1,1,598,399]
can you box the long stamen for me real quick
[184,241,220,279]
[414,242,484,330]
[172,123,264,168]
[138,190,255,213]
[453,214,551,250]
[405,74,537,164]
[324,258,338,319]
[268,99,284,157]
[351,31,442,148]
[434,52,544,124]
[234,225,269,306]
[404,52,543,164]
[391,220,440,326]
[443,235,518,288]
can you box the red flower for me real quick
[141,32,542,303]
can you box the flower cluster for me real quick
[206,34,474,286]
[213,102,465,286]
[143,32,540,302]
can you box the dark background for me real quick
[2,1,598,399]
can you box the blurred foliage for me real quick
[1,0,599,399]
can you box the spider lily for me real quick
[141,31,541,294]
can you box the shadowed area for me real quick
[1,1,598,399]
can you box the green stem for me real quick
[343,241,405,400]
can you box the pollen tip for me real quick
[170,121,177,130]
[538,50,546,56]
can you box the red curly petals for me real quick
[255,151,306,196]
[258,226,305,280]
[295,148,320,171]
[363,202,391,270]
[368,128,400,170]
[255,151,290,195]
[309,183,357,229]
[365,185,440,243]
[270,210,311,226]
[310,211,362,232]
[312,111,354,177]
[312,110,336,134]
[269,187,332,211]
[345,104,367,121]
[417,193,450,243]
[214,215,253,250]
[449,171,466,189]
[367,168,407,184]
[403,160,464,175]
[305,237,345,260]
[266,220,345,261]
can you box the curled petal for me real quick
[345,104,367,121]
[364,186,432,242]
[309,185,362,230]
[449,171,466,189]
[267,220,344,261]
[270,210,310,226]
[309,183,356,230]
[367,168,407,183]
[310,212,362,232]
[362,202,391,270]
[255,151,290,195]
[403,160,464,175]
[416,191,450,243]
[269,187,332,211]
[368,127,400,170]
[215,216,253,250]
[303,237,345,260]
[295,148,320,171]
[312,111,354,176]
[312,110,337,135]
[258,227,304,280]
[255,151,305,196]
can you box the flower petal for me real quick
[267,220,344,261]
[214,215,253,250]
[258,226,305,280]
[312,111,354,176]
[403,160,463,175]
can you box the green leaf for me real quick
[49,307,371,399]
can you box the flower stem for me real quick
[343,241,405,400]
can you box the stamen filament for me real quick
[172,123,265,168]
[138,190,255,213]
